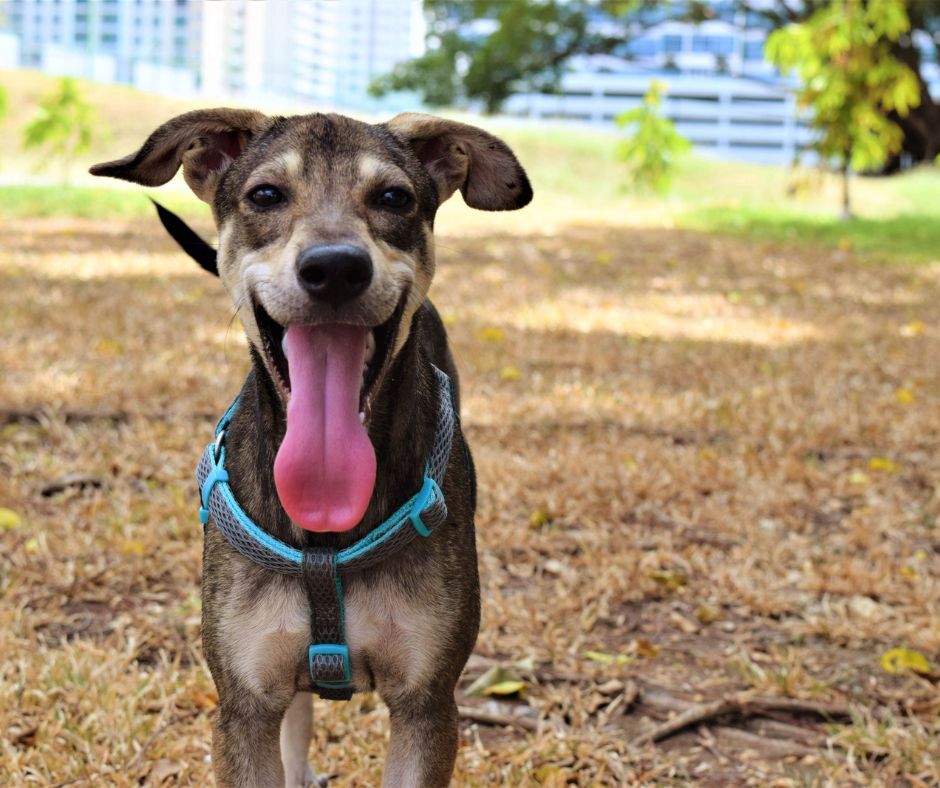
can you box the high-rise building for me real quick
[0,0,423,109]
[201,0,422,108]
[2,0,201,91]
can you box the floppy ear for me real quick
[385,113,532,211]
[89,108,269,202]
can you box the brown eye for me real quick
[376,188,413,211]
[247,185,284,208]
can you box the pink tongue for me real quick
[273,324,376,532]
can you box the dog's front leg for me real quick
[382,690,459,788]
[280,692,323,787]
[211,686,293,787]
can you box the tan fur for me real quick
[217,570,310,696]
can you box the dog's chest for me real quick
[219,572,437,696]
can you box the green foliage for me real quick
[615,81,691,193]
[765,0,920,176]
[23,77,96,182]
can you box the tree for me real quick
[371,0,637,113]
[765,0,920,217]
[616,81,691,192]
[740,0,940,168]
[23,77,96,184]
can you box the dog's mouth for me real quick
[253,293,407,423]
[253,292,408,534]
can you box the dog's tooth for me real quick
[281,332,289,360]
[359,411,366,424]
[364,331,375,363]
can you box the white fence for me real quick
[503,71,814,164]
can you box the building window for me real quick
[744,41,763,60]
[663,34,683,54]
[710,35,734,55]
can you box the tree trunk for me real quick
[884,36,940,171]
[840,156,852,220]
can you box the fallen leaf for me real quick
[669,611,699,634]
[880,647,931,675]
[584,650,631,666]
[479,326,505,343]
[528,510,550,528]
[146,758,183,785]
[695,604,721,624]
[634,639,661,658]
[868,457,899,473]
[499,365,521,381]
[899,320,925,337]
[0,507,22,530]
[895,388,915,404]
[466,666,524,697]
[121,539,146,556]
[481,680,526,697]
[649,569,687,591]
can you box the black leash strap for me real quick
[150,199,219,276]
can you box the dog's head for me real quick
[91,109,531,532]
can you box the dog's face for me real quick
[92,109,531,414]
[91,109,531,532]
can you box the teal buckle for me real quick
[408,476,442,537]
[308,643,351,688]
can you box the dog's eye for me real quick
[376,188,414,211]
[247,185,285,208]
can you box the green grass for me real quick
[683,205,940,263]
[0,184,205,219]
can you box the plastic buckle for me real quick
[408,476,442,537]
[308,643,351,688]
[199,455,229,525]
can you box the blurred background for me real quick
[2,1,940,785]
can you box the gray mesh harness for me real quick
[196,365,456,699]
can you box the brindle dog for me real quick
[90,110,531,787]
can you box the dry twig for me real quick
[458,705,538,733]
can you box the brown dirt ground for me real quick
[2,216,940,786]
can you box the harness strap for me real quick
[195,365,457,698]
[303,547,353,699]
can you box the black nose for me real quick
[296,244,373,308]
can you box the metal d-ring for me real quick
[213,429,226,462]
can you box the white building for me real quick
[2,0,201,92]
[200,0,422,109]
[0,0,423,108]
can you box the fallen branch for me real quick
[458,705,538,732]
[40,472,104,496]
[630,691,850,748]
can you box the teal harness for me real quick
[196,366,456,699]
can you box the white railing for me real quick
[503,70,813,164]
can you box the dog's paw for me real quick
[286,763,328,788]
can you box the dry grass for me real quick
[2,208,939,786]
